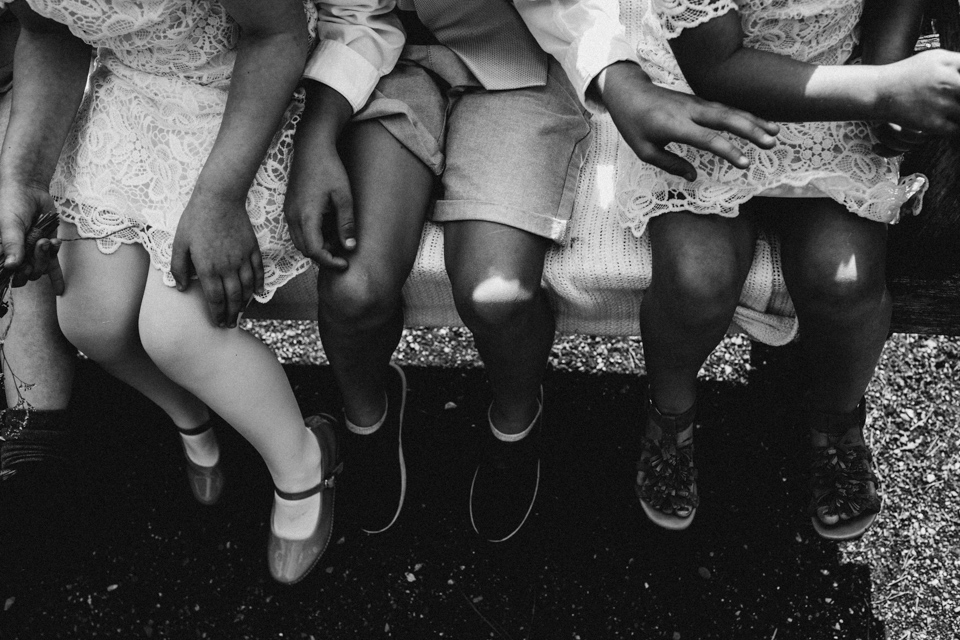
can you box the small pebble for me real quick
[698,567,711,579]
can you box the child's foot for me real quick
[806,399,882,541]
[177,422,224,506]
[635,399,698,530]
[469,390,543,543]
[268,415,341,585]
[343,362,407,534]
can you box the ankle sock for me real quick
[344,393,388,436]
[1,409,71,474]
[488,401,541,443]
[272,492,322,540]
[179,429,220,468]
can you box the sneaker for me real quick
[469,391,543,543]
[343,362,407,534]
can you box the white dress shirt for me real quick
[304,0,640,113]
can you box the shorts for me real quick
[353,44,593,243]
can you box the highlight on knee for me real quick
[793,251,887,311]
[455,275,538,328]
[656,259,743,326]
[316,271,399,329]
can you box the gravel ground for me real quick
[1,324,957,639]
[243,322,960,640]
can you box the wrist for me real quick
[592,61,653,111]
[301,81,353,147]
[869,65,896,121]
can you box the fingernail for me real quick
[218,322,225,328]
[685,172,696,181]
[176,284,184,291]
[345,238,357,250]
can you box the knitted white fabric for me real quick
[32,0,319,302]
[247,0,799,345]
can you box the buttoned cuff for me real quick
[303,40,381,113]
[565,37,640,115]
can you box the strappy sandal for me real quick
[635,399,698,530]
[267,414,342,585]
[177,422,224,506]
[806,399,882,541]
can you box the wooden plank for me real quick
[890,274,960,335]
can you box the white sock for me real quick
[180,430,220,467]
[488,401,541,443]
[344,393,388,435]
[272,493,322,539]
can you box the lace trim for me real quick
[657,0,739,39]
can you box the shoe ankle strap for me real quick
[176,421,213,437]
[803,398,866,436]
[647,398,696,437]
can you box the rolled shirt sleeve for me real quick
[515,0,641,113]
[304,0,405,113]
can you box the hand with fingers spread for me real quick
[170,191,264,329]
[284,81,356,271]
[594,62,779,181]
[0,179,65,294]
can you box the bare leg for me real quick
[1,277,74,410]
[444,221,553,434]
[774,198,887,534]
[317,121,433,427]
[774,198,891,413]
[640,210,757,414]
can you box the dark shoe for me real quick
[176,422,225,506]
[344,362,407,534]
[807,399,882,541]
[469,391,543,543]
[268,414,341,584]
[635,399,698,530]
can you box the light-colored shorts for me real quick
[353,44,593,243]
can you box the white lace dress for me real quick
[617,0,928,236]
[27,0,318,301]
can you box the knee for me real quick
[317,269,400,331]
[138,309,196,372]
[654,255,743,328]
[58,306,132,365]
[789,249,888,318]
[451,273,540,330]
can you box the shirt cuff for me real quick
[565,37,640,115]
[303,40,381,114]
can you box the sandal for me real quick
[635,398,698,530]
[806,399,882,541]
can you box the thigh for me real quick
[330,120,435,294]
[770,198,888,289]
[56,224,150,337]
[438,60,592,243]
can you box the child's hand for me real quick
[871,122,930,158]
[596,62,779,181]
[284,139,354,272]
[879,50,960,136]
[0,179,64,294]
[171,193,264,328]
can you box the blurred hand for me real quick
[597,62,779,181]
[871,122,930,158]
[879,50,960,136]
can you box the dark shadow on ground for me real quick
[0,351,883,639]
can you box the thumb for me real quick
[170,237,191,292]
[0,217,27,270]
[333,187,356,251]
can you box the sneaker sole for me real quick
[362,362,407,535]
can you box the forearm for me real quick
[298,80,353,148]
[0,7,89,187]
[698,48,886,122]
[193,16,308,205]
[860,0,928,65]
